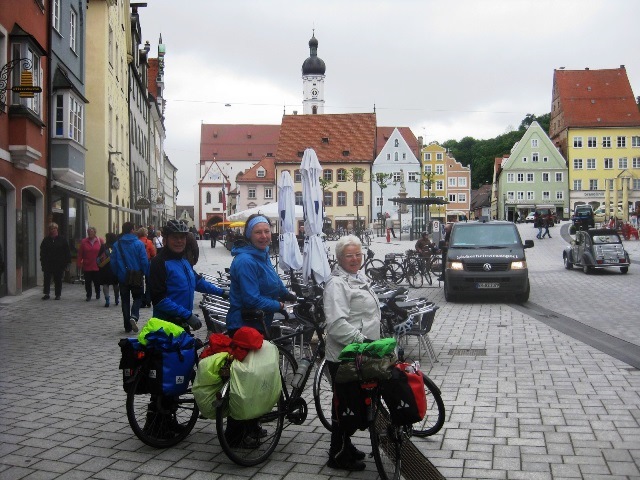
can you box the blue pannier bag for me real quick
[144,329,196,396]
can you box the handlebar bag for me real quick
[144,329,196,396]
[229,340,281,420]
[335,338,398,383]
[381,363,426,425]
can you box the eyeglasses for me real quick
[343,253,363,259]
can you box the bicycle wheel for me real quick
[411,373,445,437]
[126,367,199,448]
[312,358,333,432]
[365,259,385,280]
[386,261,404,284]
[405,259,423,288]
[430,257,443,277]
[370,397,403,480]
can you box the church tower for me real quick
[302,31,325,114]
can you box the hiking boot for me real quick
[347,442,366,460]
[225,431,260,449]
[54,296,61,300]
[327,450,366,471]
[42,294,50,300]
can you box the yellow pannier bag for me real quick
[193,352,230,419]
[137,318,185,346]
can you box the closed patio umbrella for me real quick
[300,148,331,284]
[278,170,302,272]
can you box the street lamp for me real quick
[503,194,507,221]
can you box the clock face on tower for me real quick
[311,88,318,97]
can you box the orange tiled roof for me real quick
[553,67,640,127]
[276,113,377,164]
[200,124,280,161]
[236,156,276,184]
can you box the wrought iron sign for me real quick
[0,58,42,113]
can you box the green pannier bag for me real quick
[335,338,398,384]
[229,341,281,420]
[138,318,185,346]
[192,352,230,419]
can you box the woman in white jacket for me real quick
[323,235,381,471]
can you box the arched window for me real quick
[353,191,364,206]
[394,152,399,161]
[337,191,347,206]
[294,169,301,182]
[394,139,399,147]
[312,105,318,114]
[206,192,211,204]
[337,168,347,181]
[324,191,333,206]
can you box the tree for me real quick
[347,167,367,237]
[373,172,393,223]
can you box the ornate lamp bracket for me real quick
[0,58,33,113]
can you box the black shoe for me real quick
[86,297,91,301]
[42,295,50,300]
[54,296,61,300]
[225,431,260,449]
[328,451,366,471]
[347,442,366,461]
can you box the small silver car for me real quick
[563,228,630,274]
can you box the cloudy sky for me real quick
[139,0,640,204]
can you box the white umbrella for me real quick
[228,203,303,221]
[300,148,331,284]
[278,170,302,272]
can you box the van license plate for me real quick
[476,282,499,289]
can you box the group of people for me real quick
[534,213,554,239]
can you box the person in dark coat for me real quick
[210,228,220,248]
[97,232,120,307]
[40,222,71,300]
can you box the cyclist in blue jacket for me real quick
[149,220,226,330]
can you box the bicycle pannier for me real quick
[382,363,426,425]
[118,338,148,394]
[334,381,369,431]
[143,329,196,396]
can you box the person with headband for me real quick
[226,213,296,337]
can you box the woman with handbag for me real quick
[97,232,120,307]
[323,234,381,471]
[77,227,103,301]
[110,222,149,333]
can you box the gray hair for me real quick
[335,234,362,259]
[87,226,97,234]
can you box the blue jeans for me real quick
[119,282,143,331]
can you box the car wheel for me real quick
[621,267,629,274]
[563,254,573,270]
[582,264,591,274]
[443,280,456,302]
[514,282,530,303]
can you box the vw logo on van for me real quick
[483,263,492,271]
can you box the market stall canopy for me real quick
[228,203,304,221]
[389,197,449,206]
[212,221,233,227]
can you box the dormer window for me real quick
[342,150,349,156]
[257,169,265,178]
[297,151,304,157]
[321,137,329,144]
[213,131,218,138]
[247,133,252,138]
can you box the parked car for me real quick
[593,205,624,223]
[525,212,536,223]
[563,228,630,274]
[571,205,595,231]
[441,220,534,302]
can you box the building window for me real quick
[264,187,273,199]
[402,153,406,160]
[256,169,265,178]
[70,9,77,52]
[617,136,626,148]
[573,158,583,169]
[436,153,443,160]
[69,96,83,143]
[353,170,364,182]
[294,169,301,182]
[55,95,63,135]
[632,136,640,148]
[394,152,399,161]
[376,197,383,207]
[573,179,582,191]
[589,179,598,191]
[386,153,390,160]
[507,173,514,182]
[448,193,457,202]
[573,137,583,148]
[323,169,333,181]
[526,191,534,200]
[543,156,549,162]
[586,158,596,169]
[337,168,347,181]
[354,191,364,206]
[531,139,538,147]
[435,165,444,175]
[556,191,564,200]
[634,179,640,190]
[602,136,611,148]
[588,137,597,148]
[633,158,640,169]
[448,177,456,187]
[542,191,550,200]
[522,156,527,162]
[507,191,514,201]
[435,180,444,190]
[394,139,399,147]
[555,172,563,182]
[619,157,628,169]
[408,172,418,182]
[248,188,256,199]
[424,153,431,161]
[11,43,42,115]
[542,172,550,182]
[532,153,539,162]
[324,191,333,206]
[517,191,524,200]
[295,191,303,205]
[517,173,524,182]
[526,173,534,182]
[337,191,346,206]
[205,192,211,204]
[424,165,432,174]
[458,177,467,187]
[392,171,402,183]
[458,193,466,203]
[53,0,61,31]
[604,158,613,169]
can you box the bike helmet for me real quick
[162,219,189,237]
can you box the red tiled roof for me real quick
[200,124,280,161]
[236,156,276,184]
[377,127,420,157]
[275,113,377,164]
[553,67,640,127]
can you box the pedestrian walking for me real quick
[39,222,71,300]
[137,227,156,308]
[210,228,219,248]
[153,231,164,255]
[541,214,553,239]
[110,222,149,333]
[97,232,120,307]
[77,227,103,301]
[535,214,543,239]
[385,213,396,238]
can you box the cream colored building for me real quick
[85,0,133,234]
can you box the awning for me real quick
[51,181,142,216]
[390,197,449,206]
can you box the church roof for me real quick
[200,124,280,161]
[302,33,326,75]
[275,113,377,164]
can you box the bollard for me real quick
[386,228,391,243]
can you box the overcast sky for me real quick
[139,0,640,205]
